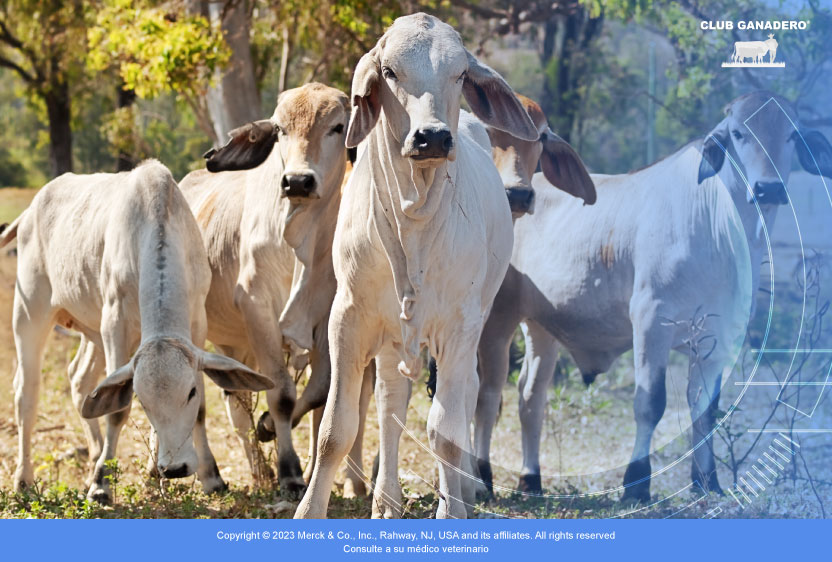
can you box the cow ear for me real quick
[346,49,382,148]
[204,120,278,172]
[462,49,538,142]
[200,351,274,391]
[540,128,596,205]
[698,119,730,184]
[794,129,832,178]
[81,363,134,419]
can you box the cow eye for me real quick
[382,66,397,81]
[275,125,285,137]
[732,129,743,140]
[457,71,467,83]
[330,123,344,135]
[187,387,197,402]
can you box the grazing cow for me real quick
[2,160,270,503]
[295,13,539,519]
[475,91,832,502]
[180,83,371,497]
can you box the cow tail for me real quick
[0,211,25,248]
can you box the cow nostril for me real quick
[282,174,317,196]
[441,132,453,152]
[413,130,428,148]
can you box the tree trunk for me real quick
[44,79,72,177]
[539,11,603,144]
[116,86,137,171]
[204,0,261,142]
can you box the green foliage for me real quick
[87,1,229,100]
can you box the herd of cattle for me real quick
[4,14,832,518]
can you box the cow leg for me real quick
[292,341,330,427]
[432,334,480,519]
[88,302,134,504]
[474,303,519,496]
[687,351,729,495]
[67,336,105,480]
[217,345,273,486]
[188,310,227,494]
[193,375,227,494]
[12,279,54,492]
[303,406,323,483]
[517,321,559,494]
[344,362,376,498]
[372,348,412,518]
[461,359,485,512]
[295,298,368,518]
[622,296,672,504]
[238,299,306,497]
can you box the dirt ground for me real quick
[0,187,828,519]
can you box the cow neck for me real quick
[366,117,455,377]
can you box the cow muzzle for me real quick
[751,181,788,205]
[506,187,535,216]
[404,126,454,161]
[281,171,320,199]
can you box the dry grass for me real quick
[0,188,827,519]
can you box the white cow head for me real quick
[345,13,538,167]
[698,91,832,208]
[203,83,352,353]
[82,337,272,479]
[486,93,596,218]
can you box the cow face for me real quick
[82,338,273,479]
[204,83,350,202]
[486,94,596,217]
[346,13,538,168]
[271,84,350,200]
[698,91,832,207]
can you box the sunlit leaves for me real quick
[87,1,230,100]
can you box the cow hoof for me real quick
[202,477,228,495]
[280,477,307,499]
[343,478,367,499]
[88,487,112,505]
[256,411,276,442]
[517,473,542,496]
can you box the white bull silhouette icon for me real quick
[732,34,778,64]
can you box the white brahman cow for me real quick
[180,83,372,497]
[294,13,539,519]
[2,160,270,504]
[475,91,832,503]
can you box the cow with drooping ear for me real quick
[466,94,595,218]
[473,90,832,505]
[180,82,374,498]
[295,13,536,519]
[1,160,270,504]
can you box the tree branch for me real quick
[0,54,34,83]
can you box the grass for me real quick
[0,188,828,519]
